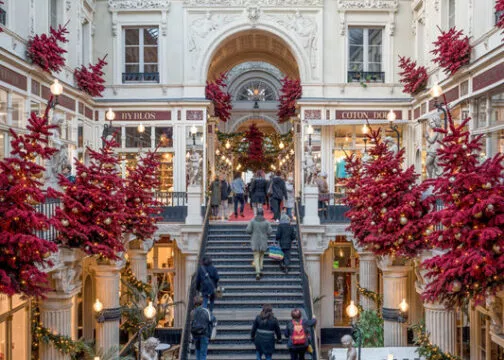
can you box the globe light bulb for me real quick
[143,301,157,320]
[93,299,103,313]
[387,110,396,122]
[306,125,314,135]
[430,83,443,98]
[279,141,285,149]
[50,79,63,96]
[362,124,369,134]
[225,140,231,149]
[106,108,116,121]
[190,125,197,135]
[137,123,145,133]
[399,298,409,313]
[346,300,359,318]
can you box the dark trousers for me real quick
[234,194,245,215]
[282,248,291,268]
[289,348,306,360]
[270,197,281,220]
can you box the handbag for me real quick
[307,344,313,353]
[215,286,224,298]
[268,245,284,261]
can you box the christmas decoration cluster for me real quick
[277,77,302,123]
[205,72,232,122]
[496,0,504,32]
[431,26,471,75]
[398,56,429,95]
[74,55,108,97]
[27,23,69,73]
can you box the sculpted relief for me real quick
[184,0,322,6]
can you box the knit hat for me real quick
[280,214,290,223]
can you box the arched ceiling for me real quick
[207,30,300,81]
[236,119,278,134]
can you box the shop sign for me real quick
[335,110,402,120]
[114,111,172,121]
[0,65,27,91]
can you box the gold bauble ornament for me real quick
[425,228,432,236]
[13,164,21,171]
[135,197,141,203]
[400,216,408,225]
[474,212,483,219]
[81,172,87,178]
[61,219,70,227]
[398,237,404,244]
[451,280,462,292]
[7,175,14,182]
[482,182,491,189]
[381,192,387,199]
[486,204,494,212]
[493,245,501,254]
[454,233,461,240]
[42,252,51,259]
[104,217,112,225]
[381,208,387,214]
[72,207,79,214]
[388,217,393,223]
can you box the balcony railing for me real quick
[0,8,6,26]
[154,191,187,206]
[347,71,385,83]
[496,10,504,25]
[35,197,61,241]
[122,72,159,83]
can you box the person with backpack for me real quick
[276,213,296,274]
[246,208,273,280]
[251,304,282,360]
[190,296,215,360]
[196,256,220,313]
[284,308,317,360]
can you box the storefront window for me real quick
[0,90,7,125]
[0,295,29,360]
[155,127,173,148]
[476,97,487,129]
[490,92,504,126]
[78,123,84,148]
[125,126,151,148]
[159,152,174,193]
[11,93,24,129]
[331,238,358,327]
[0,132,5,161]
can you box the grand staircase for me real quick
[185,222,316,360]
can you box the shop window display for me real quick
[11,93,24,129]
[125,126,151,148]
[490,92,504,126]
[159,152,174,193]
[155,127,173,148]
[0,295,29,360]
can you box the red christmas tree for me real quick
[422,113,504,306]
[240,123,265,171]
[345,130,434,257]
[124,150,161,242]
[50,137,126,260]
[74,55,108,97]
[205,73,232,122]
[277,77,302,123]
[27,23,69,73]
[497,0,504,32]
[0,100,58,297]
[431,27,471,75]
[398,56,429,95]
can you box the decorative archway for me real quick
[229,114,283,133]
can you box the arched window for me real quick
[236,80,277,101]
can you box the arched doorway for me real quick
[207,29,300,179]
[82,275,94,341]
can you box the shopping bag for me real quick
[268,245,284,261]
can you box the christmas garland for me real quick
[277,77,302,123]
[74,55,108,97]
[357,282,383,314]
[431,26,471,75]
[398,56,428,95]
[31,303,92,360]
[206,73,232,122]
[496,0,504,32]
[122,261,152,294]
[27,22,69,73]
[411,323,460,360]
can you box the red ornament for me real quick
[239,123,265,171]
[398,56,429,95]
[74,55,108,97]
[277,77,302,123]
[496,0,504,32]
[205,73,232,122]
[0,99,58,297]
[27,22,69,73]
[431,26,471,75]
[50,136,127,260]
[421,107,504,307]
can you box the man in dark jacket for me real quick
[220,175,230,220]
[190,296,215,360]
[276,214,296,273]
[270,171,287,222]
[251,171,268,214]
[196,256,220,313]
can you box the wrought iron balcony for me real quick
[347,71,385,83]
[122,72,159,83]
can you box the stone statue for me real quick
[425,115,443,179]
[188,147,201,186]
[486,295,503,335]
[44,114,68,191]
[341,334,357,360]
[384,136,398,154]
[140,337,160,360]
[304,145,317,185]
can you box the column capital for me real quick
[91,262,124,277]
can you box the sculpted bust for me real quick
[141,337,160,360]
[341,334,357,360]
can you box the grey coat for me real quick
[210,180,221,206]
[246,216,273,252]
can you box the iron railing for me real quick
[35,197,61,241]
[155,192,187,206]
[178,199,212,360]
[294,199,319,360]
[122,72,160,83]
[347,71,385,83]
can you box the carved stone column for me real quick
[303,185,320,225]
[207,116,218,181]
[186,185,203,225]
[358,251,378,311]
[185,254,199,293]
[92,262,123,356]
[128,240,148,283]
[424,302,457,353]
[378,256,411,346]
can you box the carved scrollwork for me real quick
[337,0,398,10]
[108,0,171,10]
[183,0,322,7]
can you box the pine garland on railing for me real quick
[31,302,92,359]
[357,282,383,314]
[411,323,460,360]
[121,260,152,294]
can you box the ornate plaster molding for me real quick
[337,0,398,10]
[183,0,322,7]
[108,0,171,10]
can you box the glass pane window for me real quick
[448,0,456,28]
[123,27,159,81]
[78,123,84,148]
[155,127,173,148]
[50,0,58,29]
[0,132,5,161]
[11,94,25,128]
[348,28,383,77]
[0,90,7,125]
[125,127,151,148]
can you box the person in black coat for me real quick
[251,304,282,360]
[270,171,288,221]
[196,256,220,313]
[276,214,296,273]
[220,176,230,220]
[251,171,268,214]
[284,308,317,360]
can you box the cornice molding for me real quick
[337,0,398,11]
[108,0,171,11]
[183,0,322,7]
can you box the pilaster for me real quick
[303,185,320,225]
[127,246,148,283]
[185,254,199,293]
[186,185,203,225]
[424,302,457,354]
[358,251,378,311]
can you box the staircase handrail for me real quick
[294,198,319,360]
[178,199,212,360]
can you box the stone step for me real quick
[215,299,303,306]
[219,278,301,286]
[205,250,299,256]
[190,353,297,360]
[215,264,300,272]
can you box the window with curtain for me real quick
[123,27,159,82]
[348,28,383,82]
